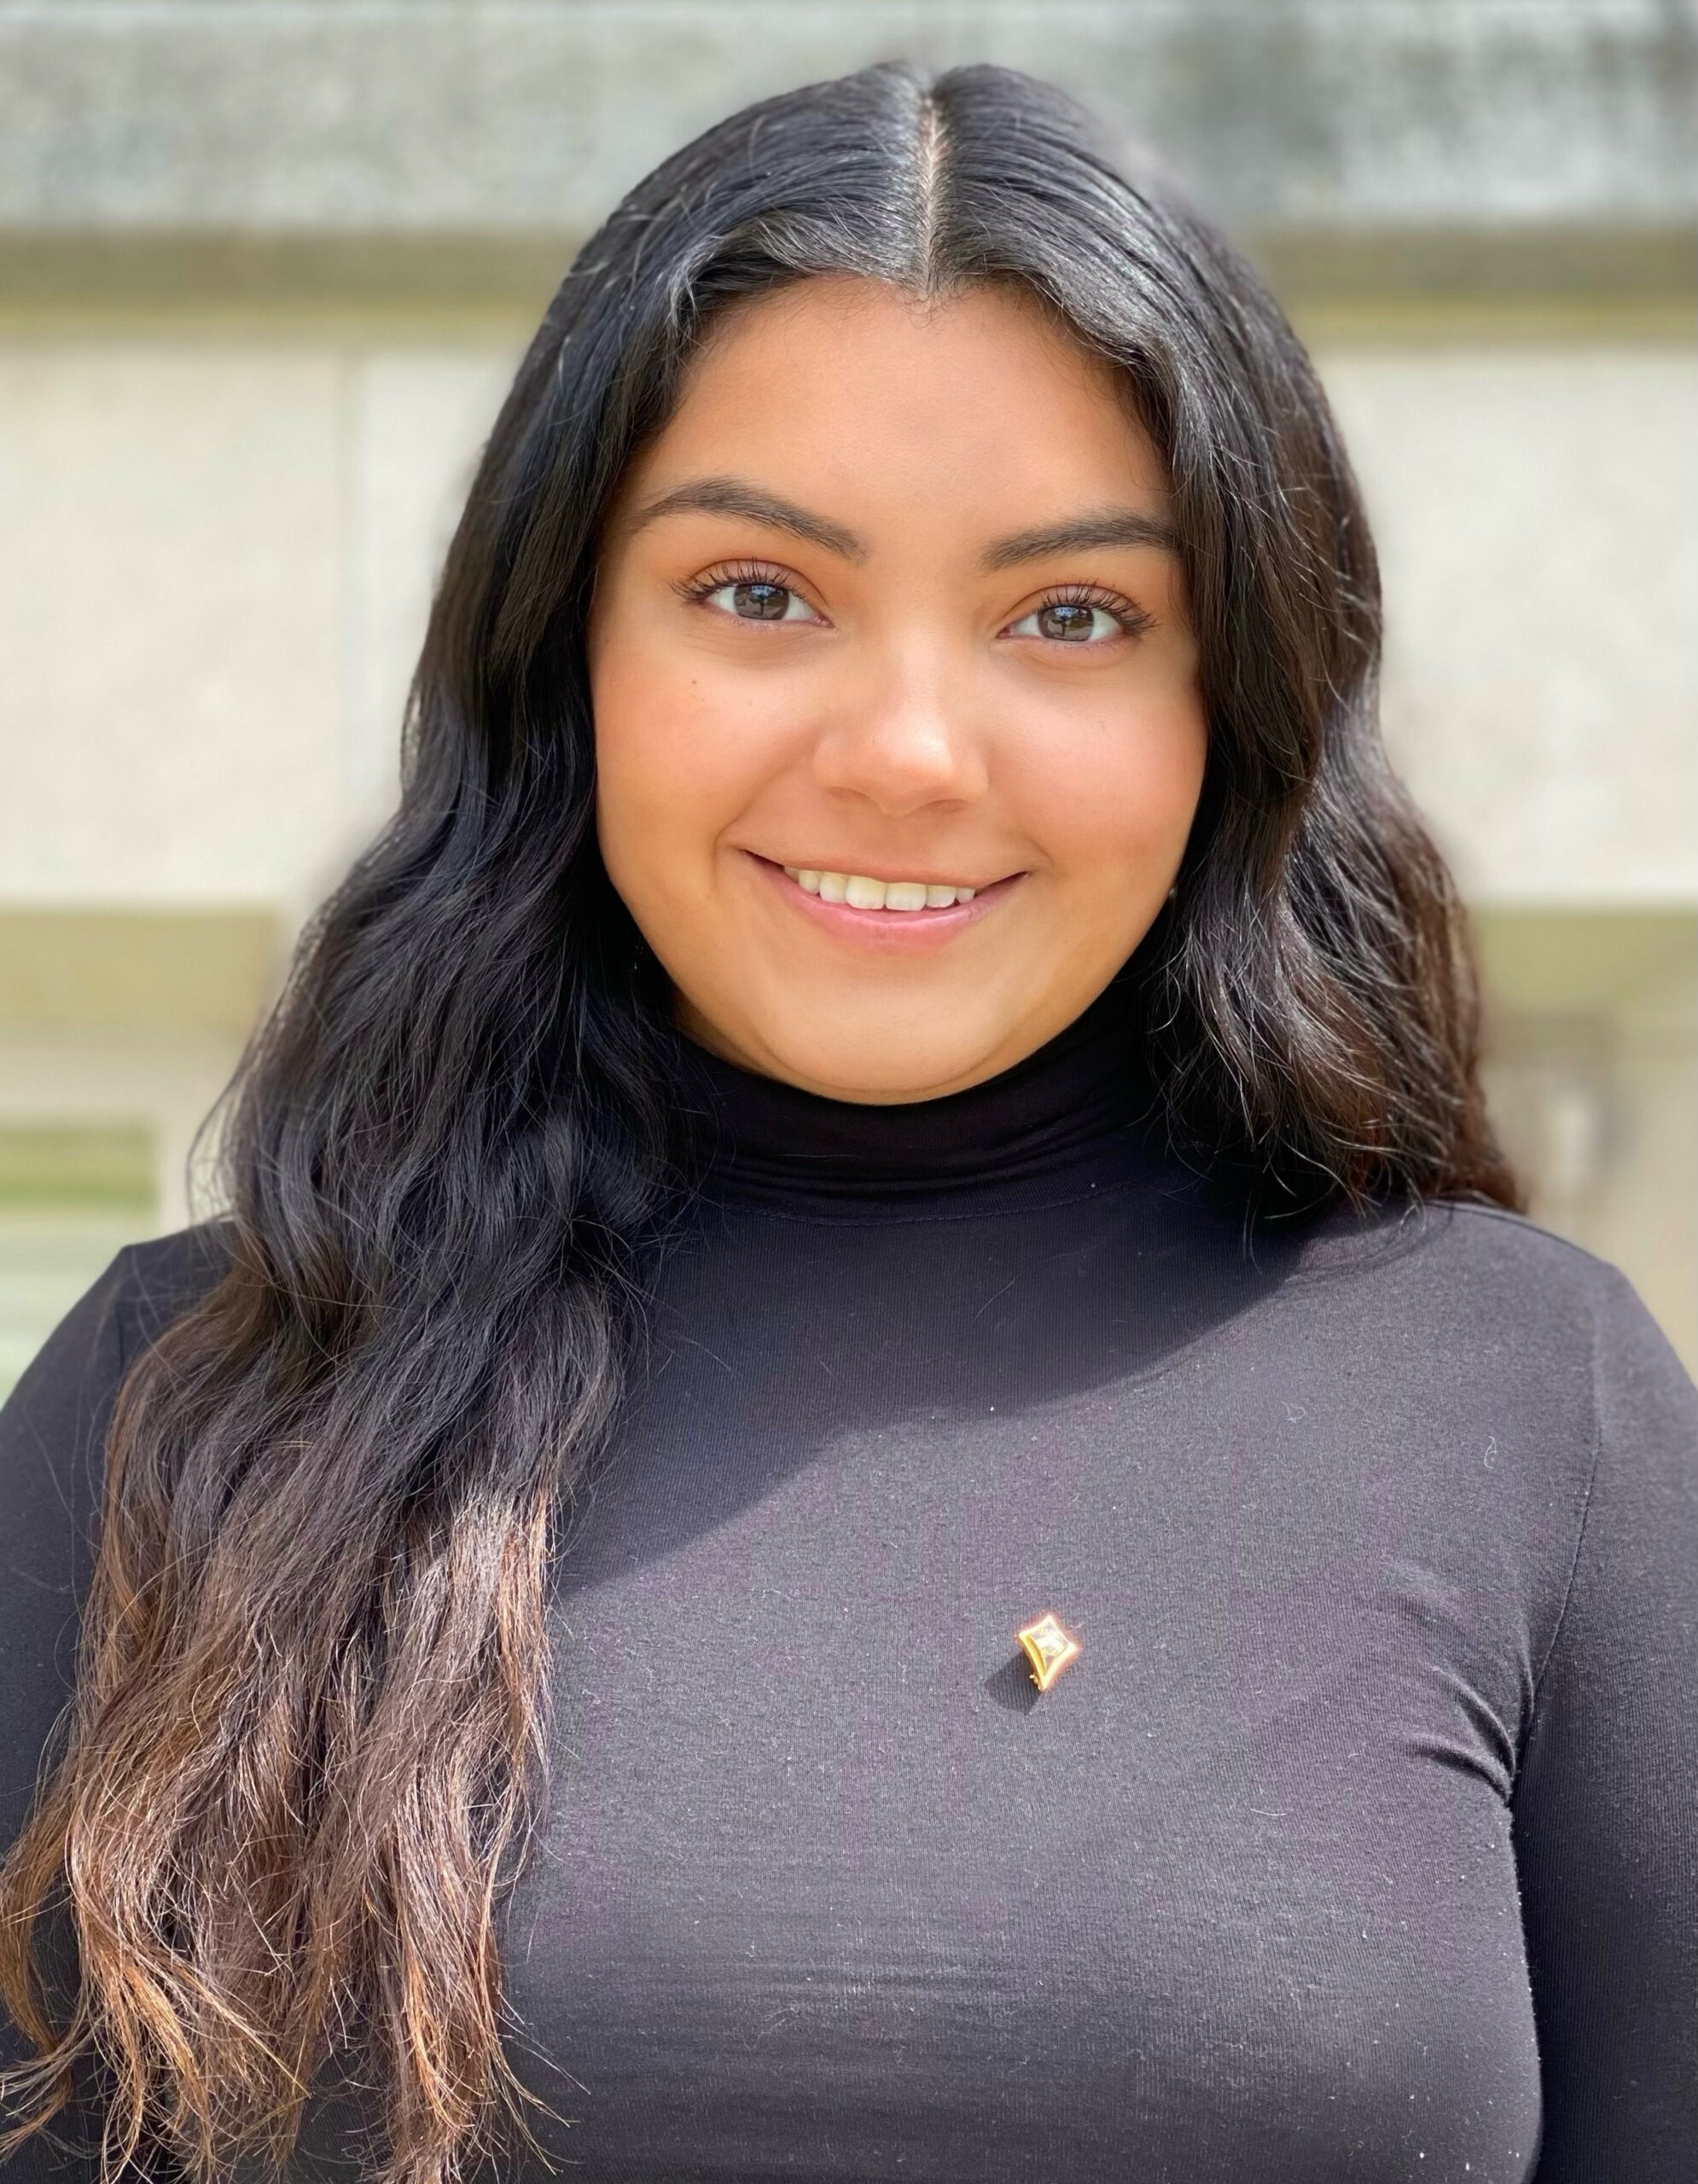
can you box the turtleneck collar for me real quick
[660,960,1164,1211]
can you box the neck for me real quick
[660,962,1164,1212]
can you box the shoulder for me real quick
[1291,1188,1695,1479]
[119,1215,241,1350]
[1289,1193,1646,1359]
[0,1217,238,1632]
[1287,1194,1697,1612]
[0,1218,237,1473]
[0,1223,225,1765]
[1271,1195,1687,1482]
[1409,1203,1695,1402]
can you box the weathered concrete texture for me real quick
[1,2,1695,294]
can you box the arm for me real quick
[0,1248,132,1840]
[1511,1262,1698,2179]
[0,1249,167,2181]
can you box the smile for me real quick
[783,866,982,911]
[744,851,1026,954]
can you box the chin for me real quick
[747,1014,1003,1105]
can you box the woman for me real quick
[2,56,1693,2184]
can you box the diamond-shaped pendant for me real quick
[1016,1610,1081,1692]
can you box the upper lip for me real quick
[753,851,1022,890]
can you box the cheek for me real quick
[590,636,778,880]
[1008,682,1208,877]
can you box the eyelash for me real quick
[670,560,1154,640]
[672,559,803,611]
[1028,580,1155,641]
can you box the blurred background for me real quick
[1,0,1694,1391]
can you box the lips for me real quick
[744,849,1024,955]
[765,857,1018,895]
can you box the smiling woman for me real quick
[2,55,1695,2184]
[586,276,1205,1085]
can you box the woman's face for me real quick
[586,273,1207,1101]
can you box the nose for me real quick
[809,640,991,816]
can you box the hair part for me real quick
[0,56,1520,2184]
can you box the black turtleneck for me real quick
[659,958,1168,1208]
[3,974,1694,2182]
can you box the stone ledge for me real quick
[0,909,284,1032]
[3,1,1694,305]
[0,223,1691,311]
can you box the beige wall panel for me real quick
[344,338,1698,915]
[342,346,524,845]
[1318,346,1698,903]
[0,344,345,903]
[4,332,1692,917]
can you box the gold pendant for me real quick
[1016,1610,1081,1692]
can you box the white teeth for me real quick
[782,865,980,911]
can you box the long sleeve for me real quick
[0,1234,342,2183]
[1511,1260,1698,2178]
[7,1185,1698,2181]
[0,1247,131,1838]
[0,1247,178,2181]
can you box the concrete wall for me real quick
[2,2,1693,1375]
[5,1,1695,296]
[9,319,1690,910]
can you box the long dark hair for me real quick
[0,56,1520,2184]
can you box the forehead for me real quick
[604,274,1171,538]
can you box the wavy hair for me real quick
[0,55,1520,2184]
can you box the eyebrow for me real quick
[978,508,1180,569]
[626,478,867,561]
[622,474,1180,569]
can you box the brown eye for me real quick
[1014,598,1119,637]
[722,580,795,621]
[1004,587,1152,645]
[1038,601,1107,642]
[675,562,829,625]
